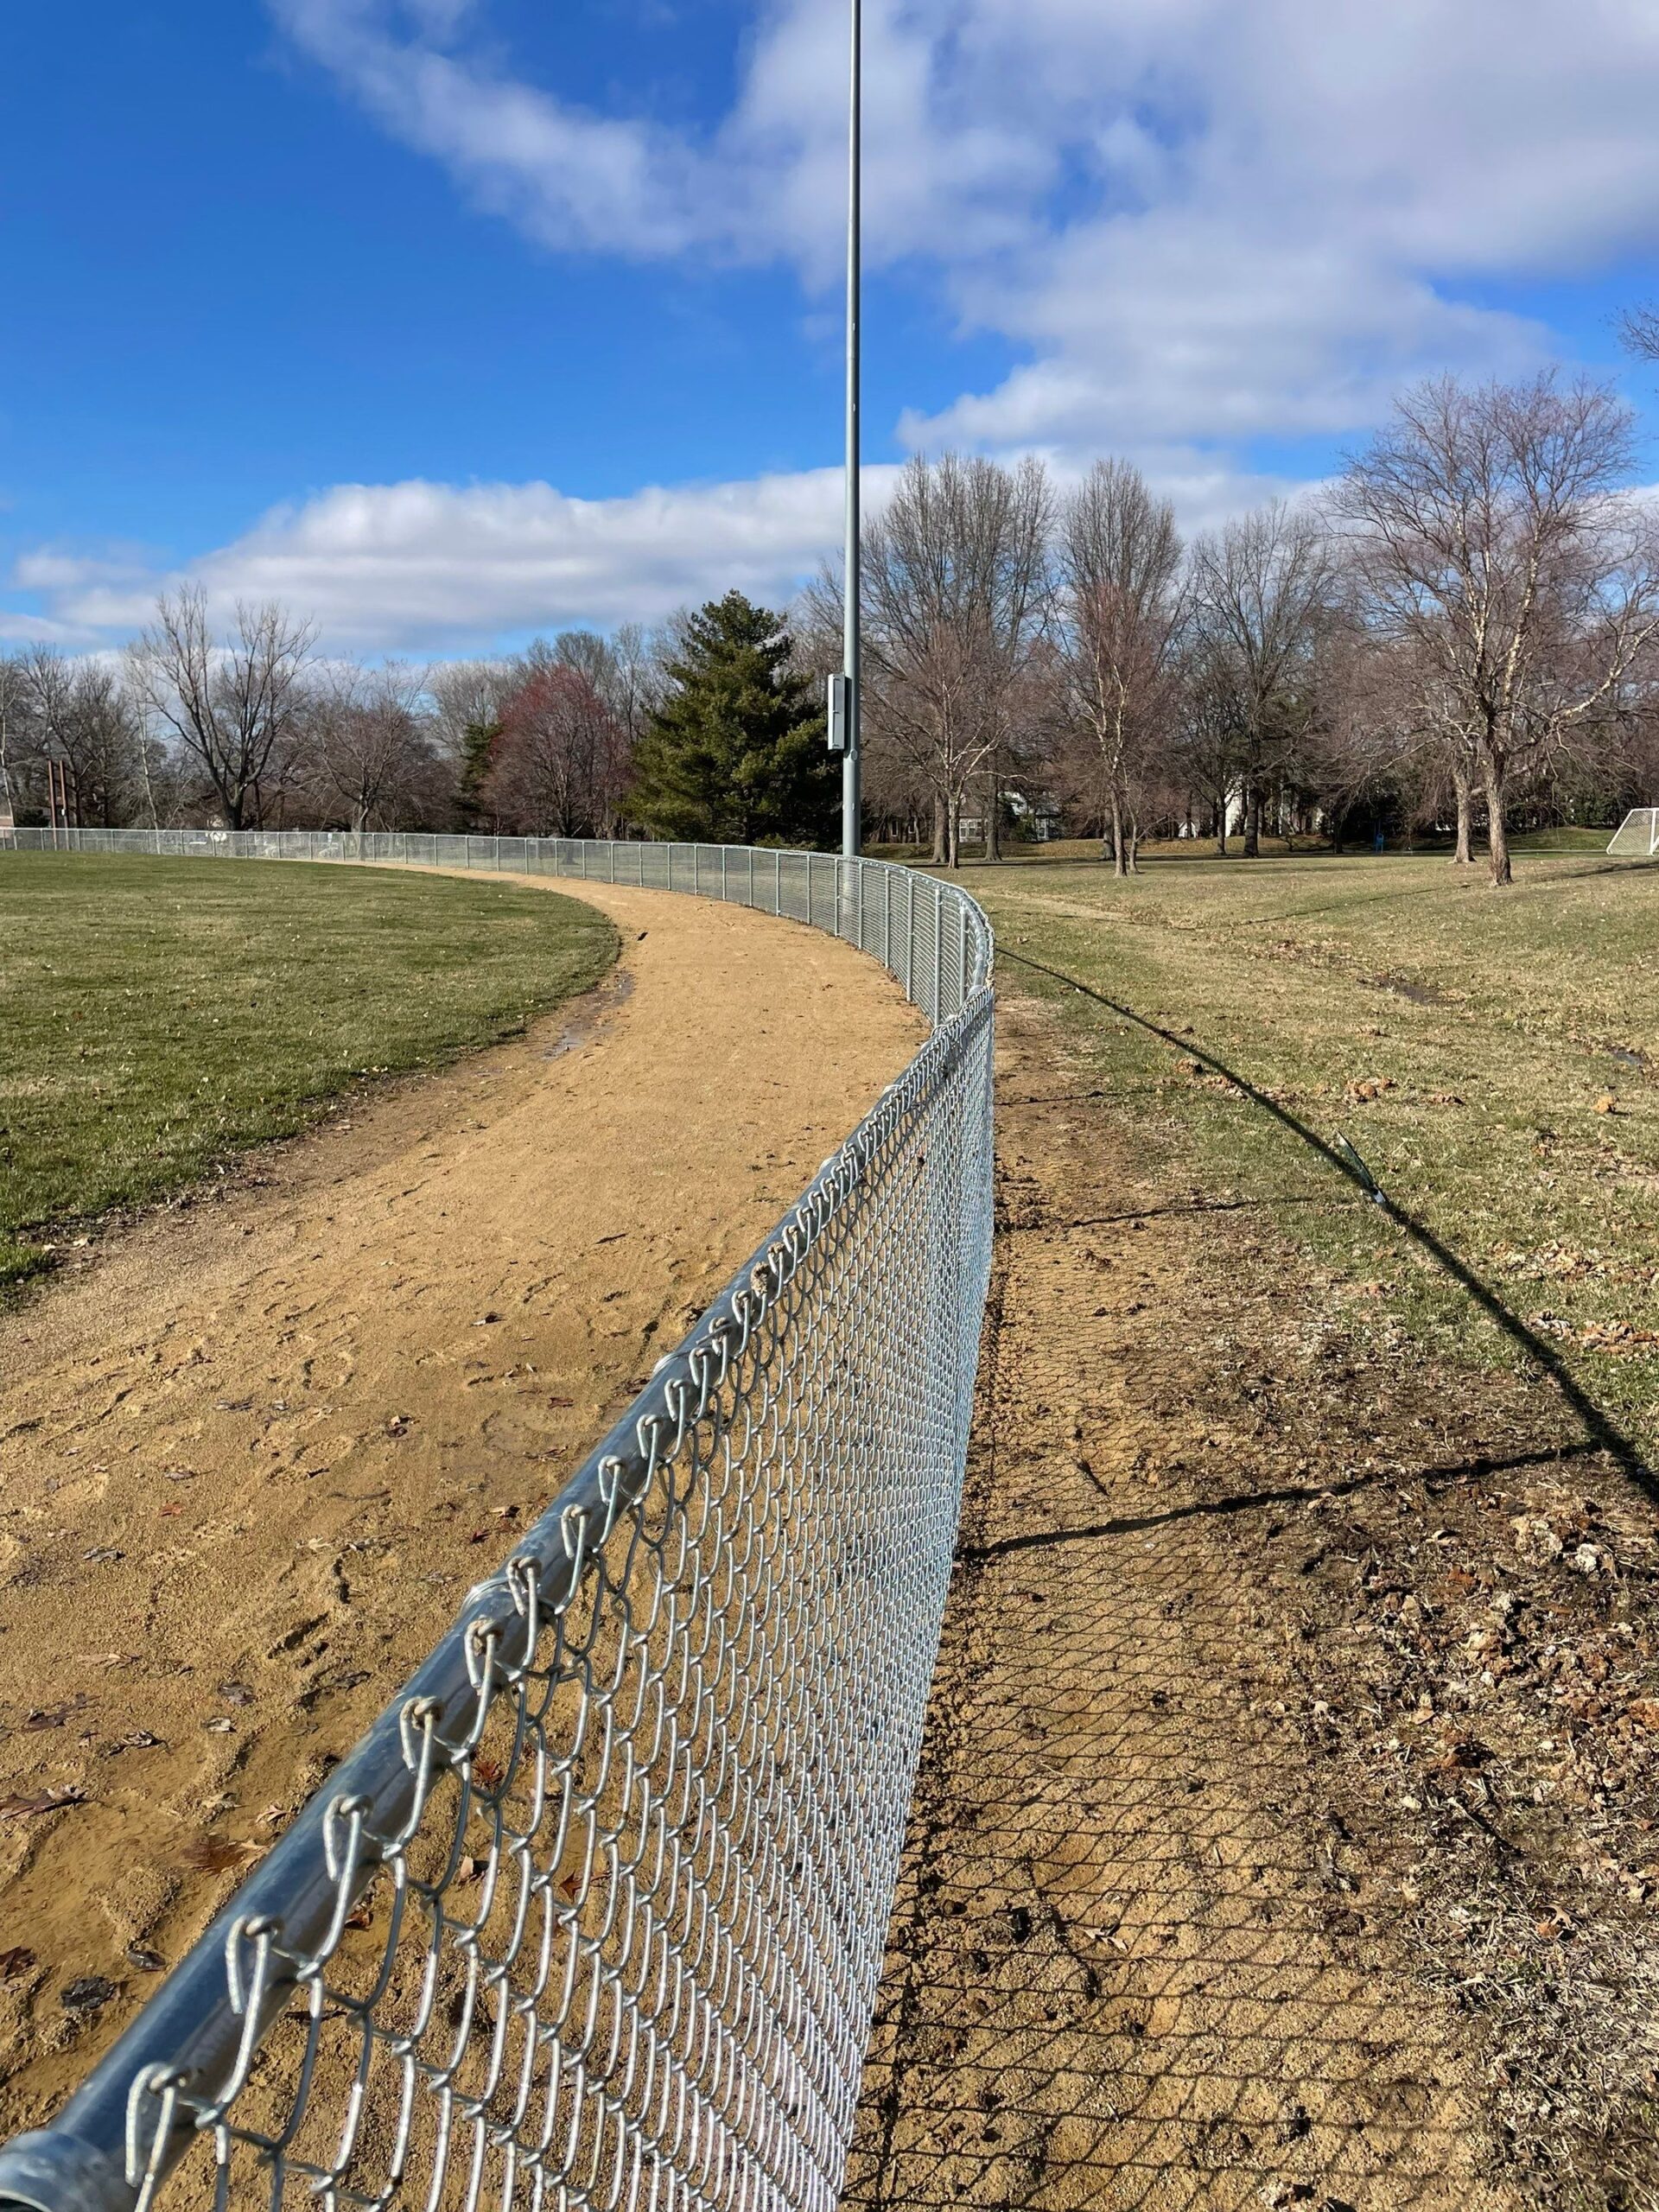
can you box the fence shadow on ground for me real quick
[842,990,1554,2211]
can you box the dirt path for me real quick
[0,880,922,2124]
[844,986,1518,2212]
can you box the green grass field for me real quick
[0,854,617,1287]
[971,842,1659,1457]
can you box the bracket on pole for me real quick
[827,674,850,753]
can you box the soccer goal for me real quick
[1608,807,1659,858]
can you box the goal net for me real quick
[1608,807,1659,858]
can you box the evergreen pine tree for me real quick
[455,717,500,830]
[630,592,836,847]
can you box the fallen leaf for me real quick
[472,1755,505,1789]
[125,1944,164,1973]
[1594,1095,1618,1115]
[158,1503,183,1518]
[1582,1321,1659,1355]
[60,1976,117,2014]
[0,1947,36,1984]
[0,1786,87,1820]
[216,1681,254,1707]
[1432,1738,1491,1773]
[25,1695,88,1731]
[82,1547,123,1564]
[177,1835,262,1875]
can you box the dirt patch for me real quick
[0,880,922,2125]
[844,986,1560,2211]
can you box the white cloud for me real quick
[270,0,1659,456]
[10,451,1302,654]
[16,0,1659,652]
[23,469,899,651]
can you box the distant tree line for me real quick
[8,367,1659,889]
[0,588,835,855]
[827,367,1659,888]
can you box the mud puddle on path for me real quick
[0,880,922,2126]
[845,986,1520,2212]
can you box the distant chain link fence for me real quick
[0,830,995,2212]
[0,830,984,1026]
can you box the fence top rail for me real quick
[0,829,995,2212]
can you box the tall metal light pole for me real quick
[841,0,862,859]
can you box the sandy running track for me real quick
[0,878,923,2124]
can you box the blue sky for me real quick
[6,0,1659,654]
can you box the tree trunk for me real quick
[1125,815,1140,875]
[1109,790,1128,879]
[1452,766,1474,865]
[985,769,1001,861]
[1243,784,1261,859]
[931,791,947,865]
[1483,757,1511,887]
[1214,802,1228,857]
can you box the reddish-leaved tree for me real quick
[486,664,631,838]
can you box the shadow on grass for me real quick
[961,1440,1605,1566]
[998,942,1656,1506]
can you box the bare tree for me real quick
[486,661,631,836]
[1053,461,1182,874]
[1171,645,1247,854]
[1618,305,1659,367]
[606,621,666,747]
[13,649,148,826]
[1335,372,1659,886]
[304,660,439,831]
[545,626,663,753]
[860,453,1052,866]
[127,588,315,830]
[0,653,29,828]
[426,658,518,829]
[428,659,515,761]
[1188,502,1338,857]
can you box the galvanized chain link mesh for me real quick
[0,834,995,2212]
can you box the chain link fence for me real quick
[0,831,995,2212]
[0,830,983,1026]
